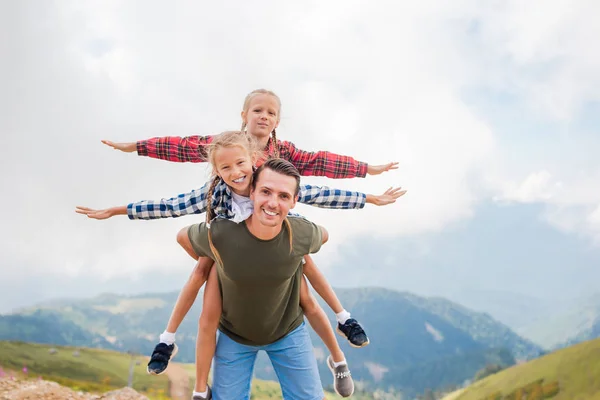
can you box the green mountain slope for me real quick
[2,287,541,396]
[451,337,600,400]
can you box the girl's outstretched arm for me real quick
[101,135,214,163]
[103,135,399,176]
[298,184,406,209]
[280,140,398,178]
[75,179,228,220]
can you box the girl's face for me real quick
[214,146,255,196]
[241,94,280,141]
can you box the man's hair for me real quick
[252,158,301,197]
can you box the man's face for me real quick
[250,168,297,228]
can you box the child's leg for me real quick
[303,255,344,315]
[303,255,369,348]
[194,264,221,394]
[299,275,345,363]
[164,256,214,334]
[162,225,211,336]
[148,256,214,376]
[300,276,355,398]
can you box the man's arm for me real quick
[319,225,329,245]
[189,222,215,260]
[279,140,399,178]
[102,135,214,163]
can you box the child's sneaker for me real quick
[326,356,354,397]
[147,342,178,375]
[192,386,212,400]
[336,318,370,348]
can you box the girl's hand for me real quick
[367,162,399,175]
[75,206,126,220]
[366,187,407,206]
[101,140,137,153]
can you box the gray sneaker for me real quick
[192,386,212,400]
[327,356,354,398]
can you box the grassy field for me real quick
[0,341,377,399]
[451,337,600,400]
[0,341,170,397]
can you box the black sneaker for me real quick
[147,342,178,375]
[336,318,370,348]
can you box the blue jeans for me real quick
[212,322,324,400]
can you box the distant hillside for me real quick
[516,293,600,350]
[447,337,600,400]
[0,311,114,348]
[2,287,542,397]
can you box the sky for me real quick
[1,0,599,326]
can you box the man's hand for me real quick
[366,187,407,206]
[101,140,137,153]
[367,162,399,176]
[75,206,126,220]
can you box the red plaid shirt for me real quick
[137,135,368,179]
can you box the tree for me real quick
[473,364,505,382]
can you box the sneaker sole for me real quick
[147,343,178,376]
[326,356,355,398]
[336,326,370,348]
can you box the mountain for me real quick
[0,310,114,348]
[442,337,600,400]
[444,288,556,332]
[516,293,600,350]
[2,287,542,397]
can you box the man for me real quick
[189,158,337,400]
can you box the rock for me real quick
[97,387,149,400]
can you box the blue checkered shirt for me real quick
[127,179,366,220]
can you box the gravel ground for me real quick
[0,377,149,400]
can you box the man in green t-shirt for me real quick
[189,158,329,400]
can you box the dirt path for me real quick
[165,362,191,400]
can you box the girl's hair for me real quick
[205,130,261,266]
[240,89,282,158]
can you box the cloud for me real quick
[1,0,599,292]
[455,0,600,120]
[495,170,562,203]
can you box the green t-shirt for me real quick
[191,216,322,346]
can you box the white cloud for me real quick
[1,0,599,285]
[456,0,600,120]
[495,170,562,203]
